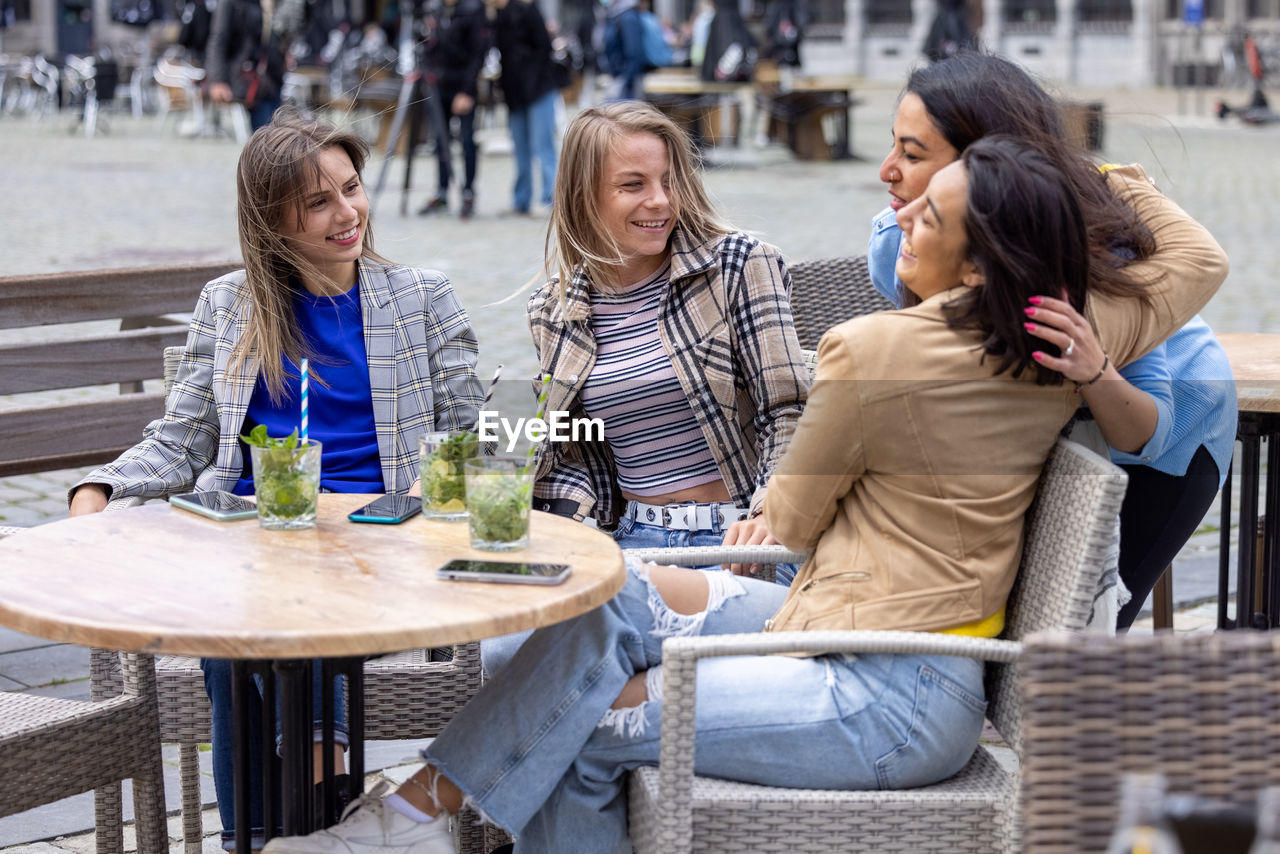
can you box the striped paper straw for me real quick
[478,364,503,413]
[300,358,309,445]
[526,372,551,463]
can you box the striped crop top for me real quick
[580,263,722,497]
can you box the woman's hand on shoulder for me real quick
[1022,293,1108,384]
[721,515,777,576]
[1026,292,1158,452]
[69,484,110,516]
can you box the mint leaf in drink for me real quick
[240,425,302,450]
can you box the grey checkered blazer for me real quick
[76,260,482,501]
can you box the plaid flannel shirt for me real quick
[526,227,809,528]
[75,260,481,502]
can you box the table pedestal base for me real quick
[231,658,366,853]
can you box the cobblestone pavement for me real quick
[0,82,1276,849]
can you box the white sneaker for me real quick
[261,782,455,853]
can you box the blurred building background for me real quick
[1,0,1277,91]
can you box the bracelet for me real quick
[1074,355,1110,393]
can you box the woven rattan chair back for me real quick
[1020,631,1280,854]
[985,438,1128,757]
[786,255,893,349]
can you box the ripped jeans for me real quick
[425,557,988,854]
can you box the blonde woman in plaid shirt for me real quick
[526,102,810,581]
[68,109,483,850]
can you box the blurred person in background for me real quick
[493,0,560,215]
[207,0,308,130]
[415,0,491,219]
[603,0,645,99]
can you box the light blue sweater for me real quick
[868,207,1237,485]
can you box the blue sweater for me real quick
[233,280,386,495]
[868,207,1237,485]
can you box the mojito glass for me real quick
[250,440,321,530]
[464,456,534,550]
[419,431,479,521]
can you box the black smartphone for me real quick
[348,494,423,524]
[436,559,572,585]
[169,491,258,522]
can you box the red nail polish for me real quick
[1024,307,1036,317]
[1024,322,1036,331]
[1028,296,1043,305]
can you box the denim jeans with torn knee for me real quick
[424,556,988,853]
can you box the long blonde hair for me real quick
[545,102,733,297]
[230,107,386,402]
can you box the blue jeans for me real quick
[248,97,280,132]
[481,515,797,679]
[613,73,643,101]
[431,558,988,854]
[435,80,477,195]
[202,658,349,848]
[509,90,558,211]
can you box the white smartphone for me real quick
[436,559,572,585]
[169,491,258,522]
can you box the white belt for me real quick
[623,500,749,531]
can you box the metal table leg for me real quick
[275,659,313,837]
[1237,428,1262,628]
[1220,413,1280,630]
[231,661,253,854]
[1219,462,1233,628]
[232,656,368,848]
[260,663,278,845]
[1264,422,1280,626]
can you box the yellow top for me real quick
[937,605,1006,638]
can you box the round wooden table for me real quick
[0,494,626,657]
[0,495,626,850]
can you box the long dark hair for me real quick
[905,52,1156,300]
[947,137,1091,386]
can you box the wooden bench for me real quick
[0,262,240,477]
[755,65,861,161]
[643,69,752,148]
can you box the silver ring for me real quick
[1064,339,1075,357]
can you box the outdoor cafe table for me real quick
[0,494,626,852]
[1216,333,1280,629]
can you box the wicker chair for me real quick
[0,529,167,853]
[786,255,893,349]
[91,346,486,854]
[1019,630,1280,854]
[625,437,1128,854]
